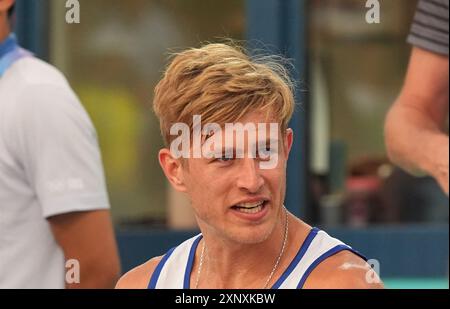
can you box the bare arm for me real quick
[303,251,384,289]
[385,47,449,195]
[48,210,121,289]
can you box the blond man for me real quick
[116,43,383,289]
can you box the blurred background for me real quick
[13,0,448,288]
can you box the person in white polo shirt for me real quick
[0,0,120,288]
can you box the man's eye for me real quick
[217,156,234,162]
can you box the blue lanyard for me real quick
[0,34,32,77]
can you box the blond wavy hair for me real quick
[153,42,296,146]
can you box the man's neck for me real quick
[196,214,310,288]
[0,18,11,44]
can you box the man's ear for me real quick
[158,148,187,192]
[0,0,15,15]
[283,128,293,160]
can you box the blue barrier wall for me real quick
[327,225,449,278]
[117,225,449,278]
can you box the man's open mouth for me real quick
[231,200,268,214]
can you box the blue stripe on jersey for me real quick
[0,34,32,77]
[0,34,15,56]
[296,244,366,289]
[271,227,319,289]
[183,235,203,289]
[147,246,177,289]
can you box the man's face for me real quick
[180,110,293,245]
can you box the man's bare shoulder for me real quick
[115,256,163,289]
[303,250,383,289]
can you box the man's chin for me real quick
[226,224,275,245]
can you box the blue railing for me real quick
[116,225,449,278]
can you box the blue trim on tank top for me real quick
[296,244,367,289]
[147,246,177,289]
[184,234,203,289]
[271,227,320,289]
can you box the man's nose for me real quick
[236,158,264,193]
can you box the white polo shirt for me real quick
[0,56,110,288]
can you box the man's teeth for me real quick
[236,205,263,214]
[234,201,265,213]
[235,201,265,208]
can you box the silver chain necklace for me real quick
[194,206,289,289]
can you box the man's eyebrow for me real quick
[220,139,279,149]
[200,132,217,145]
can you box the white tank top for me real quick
[148,227,365,289]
